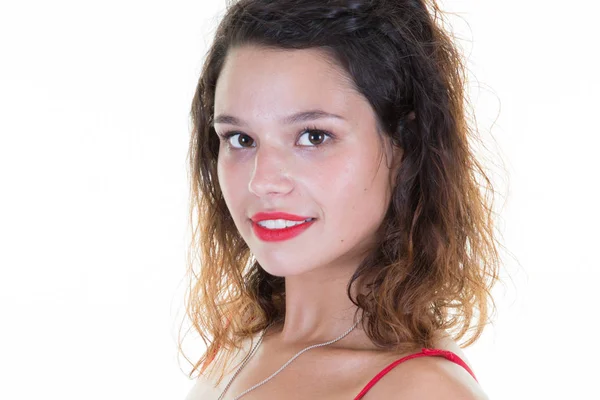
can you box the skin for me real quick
[214,44,400,344]
[205,44,487,399]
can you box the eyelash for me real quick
[218,126,335,150]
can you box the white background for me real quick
[0,0,598,398]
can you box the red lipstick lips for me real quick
[250,211,313,222]
[250,211,317,242]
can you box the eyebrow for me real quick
[212,110,346,127]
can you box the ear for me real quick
[387,111,415,185]
[382,134,404,187]
[390,143,404,186]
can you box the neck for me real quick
[264,268,367,346]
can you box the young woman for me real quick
[181,0,501,399]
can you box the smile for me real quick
[252,218,317,242]
[256,218,315,229]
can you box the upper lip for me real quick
[250,211,315,222]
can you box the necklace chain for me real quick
[217,319,361,400]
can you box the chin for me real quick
[259,265,302,278]
[257,259,314,278]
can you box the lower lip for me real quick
[252,219,317,242]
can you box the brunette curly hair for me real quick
[180,0,501,385]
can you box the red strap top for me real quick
[353,348,478,400]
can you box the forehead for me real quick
[214,45,365,122]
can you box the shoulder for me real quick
[184,374,217,400]
[366,354,489,400]
[362,356,488,399]
[184,336,257,400]
[362,332,488,400]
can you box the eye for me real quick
[297,127,333,147]
[218,126,334,150]
[219,132,255,149]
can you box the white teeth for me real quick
[257,218,313,229]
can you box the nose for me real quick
[248,144,294,197]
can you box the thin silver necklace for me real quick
[217,319,361,400]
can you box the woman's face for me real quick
[214,45,402,277]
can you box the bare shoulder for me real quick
[184,374,217,400]
[368,356,489,399]
[184,337,255,400]
[362,332,488,400]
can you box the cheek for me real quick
[300,156,356,206]
[217,158,245,215]
[325,153,390,229]
[216,158,228,196]
[324,154,377,198]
